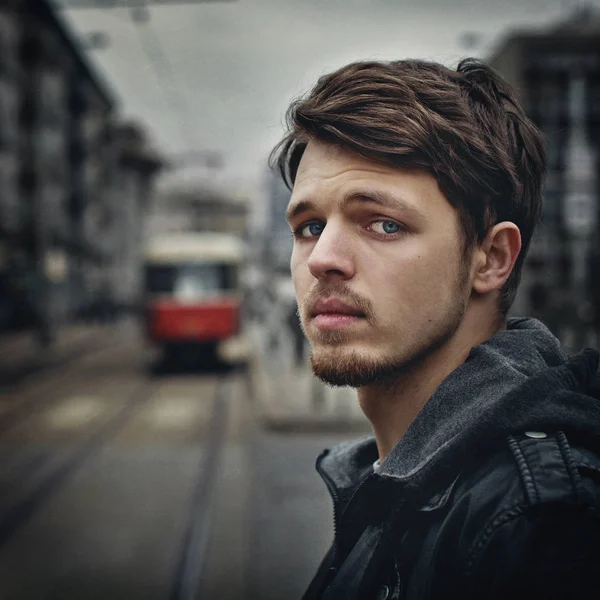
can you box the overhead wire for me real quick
[127,1,200,151]
[60,0,226,160]
[58,0,237,7]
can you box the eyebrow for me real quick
[285,189,427,224]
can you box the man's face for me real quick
[286,140,473,387]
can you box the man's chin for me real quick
[310,349,398,388]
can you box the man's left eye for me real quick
[371,220,401,235]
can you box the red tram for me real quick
[142,233,244,360]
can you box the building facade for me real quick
[0,0,161,341]
[489,10,600,348]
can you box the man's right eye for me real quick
[296,222,324,239]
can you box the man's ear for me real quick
[472,222,522,294]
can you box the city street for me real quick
[0,323,357,600]
[1,0,599,597]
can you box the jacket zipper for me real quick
[316,451,341,568]
[340,471,374,522]
[316,451,376,572]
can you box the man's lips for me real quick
[311,297,365,317]
[309,298,366,330]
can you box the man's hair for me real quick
[270,58,546,316]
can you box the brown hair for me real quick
[270,58,546,316]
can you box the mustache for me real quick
[300,281,376,324]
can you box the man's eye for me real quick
[371,220,402,235]
[298,222,324,238]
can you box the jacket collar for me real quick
[317,318,600,505]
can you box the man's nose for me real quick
[307,223,355,280]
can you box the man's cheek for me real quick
[291,269,301,298]
[290,246,298,271]
[291,255,308,287]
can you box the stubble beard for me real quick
[301,268,471,389]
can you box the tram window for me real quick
[176,264,237,298]
[221,265,238,290]
[176,265,219,300]
[145,265,176,293]
[146,263,237,298]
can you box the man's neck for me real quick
[359,316,500,462]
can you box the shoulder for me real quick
[424,431,600,599]
[454,431,600,517]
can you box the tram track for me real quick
[0,335,239,599]
[0,335,130,437]
[0,340,144,504]
[170,377,232,600]
[0,344,140,507]
[0,378,157,548]
[0,334,111,388]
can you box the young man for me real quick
[271,59,600,599]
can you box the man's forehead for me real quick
[294,140,387,187]
[287,142,453,225]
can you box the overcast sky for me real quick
[61,0,597,194]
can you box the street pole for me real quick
[564,69,597,351]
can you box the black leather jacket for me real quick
[303,320,600,600]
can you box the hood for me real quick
[318,317,600,501]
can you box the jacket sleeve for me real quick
[464,503,600,600]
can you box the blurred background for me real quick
[0,0,598,598]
